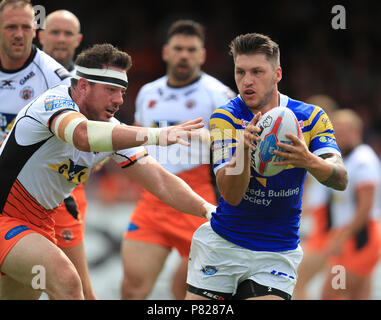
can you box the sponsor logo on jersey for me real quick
[318,136,335,144]
[0,79,15,90]
[48,159,88,185]
[19,71,35,85]
[5,225,30,240]
[44,95,76,111]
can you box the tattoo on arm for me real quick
[319,154,348,191]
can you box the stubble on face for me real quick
[0,5,35,64]
[234,53,281,114]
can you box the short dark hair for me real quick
[166,19,205,43]
[75,43,132,71]
[229,33,280,68]
[0,0,32,14]
[72,43,132,87]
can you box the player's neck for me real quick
[248,90,280,115]
[0,49,32,71]
[167,72,201,88]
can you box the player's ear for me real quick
[200,47,206,66]
[75,33,83,48]
[32,20,37,39]
[274,67,282,84]
[77,78,91,94]
[37,29,44,45]
[162,45,168,62]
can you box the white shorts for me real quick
[187,222,303,296]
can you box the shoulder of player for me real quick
[210,98,242,127]
[346,144,381,183]
[285,96,318,120]
[199,73,235,95]
[27,85,77,114]
[199,73,225,88]
[33,48,71,82]
[351,144,380,164]
[137,76,167,94]
[285,97,330,132]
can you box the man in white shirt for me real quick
[0,42,215,300]
[38,9,97,300]
[295,109,381,300]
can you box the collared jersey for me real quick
[210,94,341,251]
[0,85,146,211]
[0,46,71,137]
[135,73,235,174]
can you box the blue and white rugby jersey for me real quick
[209,93,341,252]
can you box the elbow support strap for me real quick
[87,120,115,152]
[54,112,115,152]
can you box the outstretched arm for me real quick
[50,111,204,152]
[123,155,215,219]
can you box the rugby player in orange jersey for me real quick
[0,40,215,299]
[39,9,97,300]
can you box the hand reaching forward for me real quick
[154,117,205,146]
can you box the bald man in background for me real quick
[39,9,82,73]
[38,10,97,300]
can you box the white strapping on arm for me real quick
[53,111,74,137]
[87,120,116,152]
[64,117,86,146]
[145,127,162,145]
[202,202,216,220]
[53,111,85,147]
[53,111,116,151]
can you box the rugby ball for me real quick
[250,107,300,177]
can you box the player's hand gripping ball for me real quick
[250,107,300,176]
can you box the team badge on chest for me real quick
[20,86,34,100]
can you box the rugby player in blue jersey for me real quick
[186,33,348,300]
